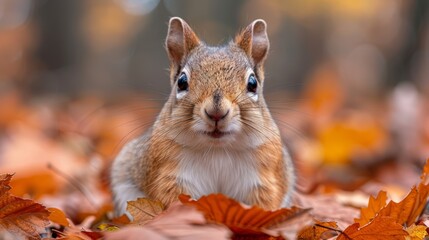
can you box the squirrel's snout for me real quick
[205,109,229,122]
[201,96,232,125]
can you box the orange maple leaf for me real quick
[179,194,308,238]
[378,184,429,227]
[0,173,50,240]
[376,160,429,227]
[338,216,408,240]
[354,190,387,226]
[355,160,429,227]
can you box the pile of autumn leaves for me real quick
[2,161,429,239]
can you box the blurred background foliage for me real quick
[1,0,427,96]
[0,0,429,202]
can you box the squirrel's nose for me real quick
[205,109,229,122]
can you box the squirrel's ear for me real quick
[235,19,269,66]
[166,17,200,67]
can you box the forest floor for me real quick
[1,71,429,239]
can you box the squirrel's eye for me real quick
[177,72,188,91]
[247,74,257,93]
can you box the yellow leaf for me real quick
[405,224,428,240]
[98,223,120,232]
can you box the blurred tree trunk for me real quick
[387,0,428,88]
[31,0,85,95]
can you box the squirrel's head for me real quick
[163,17,277,149]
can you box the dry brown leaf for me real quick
[405,224,428,240]
[179,194,309,238]
[354,191,387,226]
[105,202,231,240]
[0,173,50,240]
[48,208,70,227]
[337,216,408,240]
[127,198,164,225]
[297,220,339,240]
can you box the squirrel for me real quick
[110,17,295,215]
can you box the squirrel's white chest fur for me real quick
[177,147,261,202]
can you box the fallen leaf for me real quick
[97,223,120,232]
[81,231,104,240]
[55,216,103,240]
[377,187,423,226]
[111,214,130,225]
[105,202,231,240]
[56,230,103,240]
[316,115,387,165]
[376,161,429,227]
[293,192,359,230]
[127,198,164,225]
[48,208,70,227]
[263,210,313,239]
[297,220,339,240]
[354,191,387,226]
[355,160,429,227]
[179,194,309,238]
[75,203,113,227]
[405,224,428,240]
[0,173,13,195]
[337,216,408,240]
[421,159,429,183]
[10,172,59,199]
[0,173,50,240]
